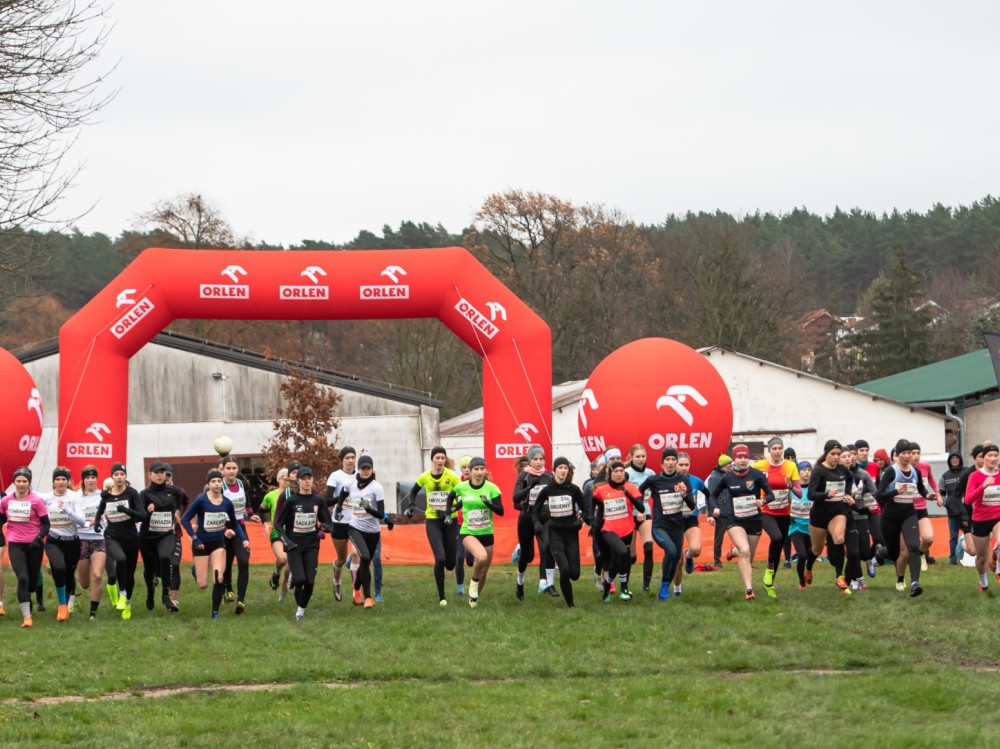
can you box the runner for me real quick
[346,455,388,608]
[512,445,556,598]
[41,466,85,621]
[138,461,182,613]
[962,443,1000,591]
[707,455,734,568]
[911,444,943,569]
[164,465,190,612]
[625,444,656,592]
[404,446,463,606]
[672,452,708,597]
[955,445,986,562]
[74,465,107,620]
[445,456,504,608]
[325,446,358,602]
[260,468,292,600]
[221,457,260,614]
[93,462,146,620]
[0,468,49,627]
[847,446,879,591]
[789,461,814,589]
[639,448,694,602]
[591,459,645,602]
[806,440,855,595]
[941,451,967,565]
[875,439,935,597]
[533,457,588,607]
[752,437,802,599]
[709,445,774,600]
[180,469,249,620]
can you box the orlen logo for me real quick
[454,298,499,339]
[655,385,708,427]
[280,265,329,300]
[200,265,250,299]
[110,289,156,340]
[495,422,538,458]
[18,388,45,452]
[360,265,409,300]
[66,422,114,459]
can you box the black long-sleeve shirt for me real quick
[533,480,589,530]
[94,487,146,540]
[639,472,695,531]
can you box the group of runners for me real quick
[2,436,998,625]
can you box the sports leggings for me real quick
[105,535,140,599]
[651,526,683,584]
[516,512,554,577]
[140,534,175,596]
[349,528,381,598]
[761,514,790,570]
[826,516,861,581]
[8,542,43,604]
[287,540,320,608]
[790,531,812,585]
[600,531,632,581]
[45,536,81,591]
[854,516,872,563]
[224,531,250,602]
[426,518,458,600]
[881,512,921,582]
[548,525,581,605]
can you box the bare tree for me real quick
[0,0,114,292]
[131,193,251,253]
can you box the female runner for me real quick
[639,448,694,601]
[962,443,1000,591]
[752,438,802,598]
[533,457,588,607]
[42,467,85,621]
[0,468,49,627]
[512,445,555,598]
[445,457,504,608]
[591,459,645,602]
[346,455,389,608]
[806,441,855,595]
[93,463,146,620]
[625,444,656,592]
[75,465,108,620]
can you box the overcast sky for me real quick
[52,1,999,246]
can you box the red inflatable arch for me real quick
[58,248,552,509]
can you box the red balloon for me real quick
[0,347,44,488]
[577,338,733,481]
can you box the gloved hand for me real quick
[385,516,394,531]
[283,538,298,552]
[533,522,543,536]
[334,504,343,522]
[357,499,372,514]
[404,506,414,518]
[30,535,45,549]
[573,516,584,531]
[319,523,334,534]
[443,514,453,526]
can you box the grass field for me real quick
[1,560,999,748]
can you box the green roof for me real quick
[857,348,997,403]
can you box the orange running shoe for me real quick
[57,604,70,622]
[353,587,363,606]
[21,615,33,629]
[804,570,813,586]
[363,597,374,609]
[835,576,848,589]
[0,602,5,616]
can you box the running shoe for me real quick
[334,581,342,601]
[859,580,868,592]
[439,599,448,607]
[537,580,548,594]
[980,584,989,593]
[353,588,363,606]
[375,593,384,603]
[609,581,616,594]
[456,584,464,598]
[764,582,777,599]
[895,581,906,592]
[849,579,859,592]
[295,611,304,621]
[278,589,287,603]
[685,553,694,575]
[21,616,32,628]
[68,600,76,614]
[469,580,479,600]
[920,555,928,572]
[995,573,1000,585]
[658,581,671,601]
[163,594,179,613]
[36,600,46,613]
[925,554,936,566]
[910,581,923,597]
[620,587,632,602]
[867,559,877,578]
[212,612,221,621]
[804,570,813,586]
[270,570,280,590]
[726,547,737,562]
[121,603,131,620]
[673,585,682,598]
[797,583,808,590]
[515,583,524,601]
[0,602,5,616]
[841,587,852,596]
[835,576,848,590]
[745,590,756,601]
[594,572,604,592]
[603,591,612,604]
[782,560,791,569]
[468,597,478,609]
[545,585,560,598]
[56,604,69,622]
[224,590,236,604]
[364,597,374,609]
[116,594,127,611]
[790,553,799,563]
[511,544,521,565]
[235,601,245,616]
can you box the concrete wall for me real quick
[962,398,1000,453]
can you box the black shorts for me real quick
[972,518,1000,538]
[193,539,225,556]
[810,502,847,529]
[731,515,762,536]
[462,533,494,548]
[331,523,350,541]
[916,508,929,521]
[683,516,700,532]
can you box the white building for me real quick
[441,345,948,476]
[17,331,441,510]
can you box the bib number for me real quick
[733,495,758,518]
[467,508,490,531]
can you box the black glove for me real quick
[283,537,298,552]
[533,522,543,536]
[30,535,45,549]
[319,523,334,534]
[385,517,394,531]
[404,506,414,518]
[573,516,584,531]
[337,487,350,503]
[357,499,371,514]
[443,514,453,526]
[334,504,343,522]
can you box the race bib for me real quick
[149,511,173,532]
[230,495,246,517]
[203,511,227,533]
[6,500,31,522]
[428,490,449,511]
[826,481,846,500]
[528,486,543,506]
[49,507,73,529]
[982,485,1000,506]
[548,495,573,518]
[467,508,490,530]
[294,511,317,533]
[863,494,878,511]
[106,500,130,522]
[769,489,789,511]
[604,497,628,521]
[658,491,683,514]
[791,497,812,519]
[895,482,917,503]
[84,506,98,523]
[733,495,758,518]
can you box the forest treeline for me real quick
[2,191,999,417]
